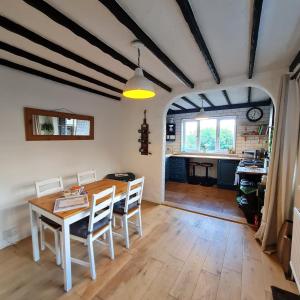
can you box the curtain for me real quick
[255,74,300,251]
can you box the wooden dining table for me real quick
[28,179,128,292]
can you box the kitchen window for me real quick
[182,117,236,153]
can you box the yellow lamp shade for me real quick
[123,67,156,100]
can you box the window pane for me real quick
[183,121,198,151]
[199,119,217,152]
[219,119,235,150]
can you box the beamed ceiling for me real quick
[0,0,299,102]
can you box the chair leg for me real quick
[54,231,61,266]
[87,238,96,280]
[113,216,116,228]
[108,225,115,260]
[120,218,123,228]
[39,219,45,251]
[123,215,130,249]
[137,210,143,237]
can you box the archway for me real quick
[160,82,277,224]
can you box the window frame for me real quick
[181,116,236,153]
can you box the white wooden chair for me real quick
[113,177,144,249]
[66,186,115,280]
[77,170,97,186]
[35,177,64,265]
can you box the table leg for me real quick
[62,222,72,292]
[29,204,40,262]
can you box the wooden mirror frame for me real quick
[24,107,94,141]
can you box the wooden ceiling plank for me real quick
[176,0,221,84]
[172,103,188,111]
[0,16,127,84]
[167,99,272,114]
[0,41,122,93]
[181,96,200,109]
[0,58,121,100]
[23,0,172,92]
[199,93,215,107]
[289,50,300,73]
[248,0,263,79]
[248,87,252,103]
[222,90,231,105]
[99,0,194,88]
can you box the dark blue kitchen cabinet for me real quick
[165,157,170,182]
[168,157,187,182]
[217,159,240,189]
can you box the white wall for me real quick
[0,67,123,248]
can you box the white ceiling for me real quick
[0,0,299,100]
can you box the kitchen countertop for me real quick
[166,153,242,160]
[236,166,268,175]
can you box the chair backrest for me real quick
[88,186,115,234]
[124,177,144,213]
[77,170,97,186]
[35,177,64,197]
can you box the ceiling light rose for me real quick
[123,40,156,100]
[195,97,209,119]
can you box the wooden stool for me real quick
[199,162,214,186]
[188,161,200,184]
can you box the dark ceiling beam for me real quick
[0,16,126,84]
[176,0,221,84]
[23,0,172,92]
[291,68,300,80]
[0,41,122,94]
[248,0,263,79]
[167,99,272,115]
[199,93,215,107]
[0,59,120,100]
[172,103,188,111]
[248,87,252,103]
[289,50,300,72]
[99,0,194,89]
[181,96,200,109]
[222,90,231,105]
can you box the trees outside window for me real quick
[182,117,236,153]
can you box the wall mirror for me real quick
[24,107,94,141]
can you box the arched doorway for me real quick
[161,84,276,224]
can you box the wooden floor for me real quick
[165,182,247,223]
[0,202,297,300]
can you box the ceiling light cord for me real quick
[138,48,141,68]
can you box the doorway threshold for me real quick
[164,200,247,224]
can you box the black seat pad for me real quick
[40,216,61,229]
[199,162,213,168]
[113,200,139,215]
[70,216,109,239]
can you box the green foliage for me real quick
[200,128,216,151]
[219,128,234,150]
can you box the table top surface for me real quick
[168,153,242,161]
[236,166,268,175]
[29,179,127,219]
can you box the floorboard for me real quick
[165,182,247,223]
[0,201,297,300]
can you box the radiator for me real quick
[291,207,300,291]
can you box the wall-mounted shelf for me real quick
[241,133,268,142]
[240,123,269,142]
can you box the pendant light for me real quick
[195,97,209,120]
[123,40,156,100]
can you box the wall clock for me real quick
[246,107,263,122]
